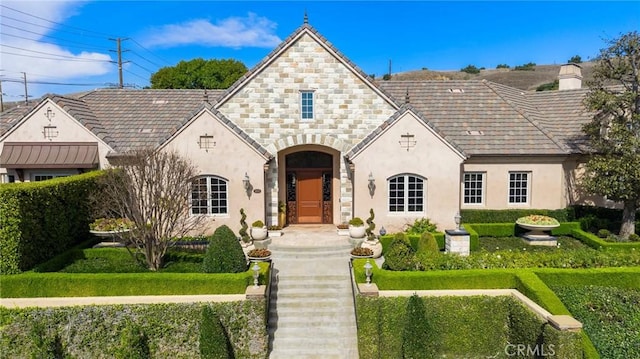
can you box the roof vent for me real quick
[152,100,168,105]
[448,88,464,93]
[466,130,484,136]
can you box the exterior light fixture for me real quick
[252,261,260,287]
[364,260,373,286]
[454,212,462,231]
[243,172,251,196]
[368,172,376,197]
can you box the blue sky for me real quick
[1,1,638,100]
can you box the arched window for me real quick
[388,174,425,214]
[191,176,228,215]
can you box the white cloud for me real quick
[0,1,113,98]
[141,12,282,49]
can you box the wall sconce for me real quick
[252,261,260,287]
[364,260,373,286]
[454,212,462,231]
[243,172,251,196]
[367,172,376,197]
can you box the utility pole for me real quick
[0,80,4,112]
[388,59,392,77]
[22,72,28,104]
[109,37,129,89]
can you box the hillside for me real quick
[382,62,596,91]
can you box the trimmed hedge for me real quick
[0,262,270,297]
[534,267,640,290]
[0,171,104,274]
[460,208,571,223]
[356,295,580,359]
[0,300,268,358]
[571,229,640,250]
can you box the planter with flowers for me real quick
[89,217,134,237]
[268,225,283,237]
[516,215,560,246]
[337,223,349,236]
[251,220,271,249]
[350,247,373,259]
[247,248,272,261]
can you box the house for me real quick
[0,22,597,234]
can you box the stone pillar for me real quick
[445,229,470,256]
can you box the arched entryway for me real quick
[284,151,333,224]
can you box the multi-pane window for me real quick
[389,174,424,213]
[301,91,314,120]
[463,172,484,204]
[191,176,228,215]
[508,172,530,204]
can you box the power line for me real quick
[0,44,113,62]
[0,30,113,52]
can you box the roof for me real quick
[0,142,99,168]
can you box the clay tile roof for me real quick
[378,80,574,156]
[0,104,34,137]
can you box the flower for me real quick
[516,215,560,226]
[351,247,373,256]
[89,217,134,232]
[247,248,271,258]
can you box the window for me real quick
[463,172,484,204]
[508,172,530,204]
[43,125,58,139]
[32,174,68,182]
[301,91,314,120]
[191,176,228,215]
[389,174,424,213]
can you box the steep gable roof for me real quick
[214,23,400,111]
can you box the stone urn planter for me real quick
[516,215,560,246]
[247,248,272,262]
[361,239,383,258]
[250,221,268,241]
[348,217,366,239]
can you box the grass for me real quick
[479,235,588,252]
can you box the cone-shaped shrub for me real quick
[402,294,434,358]
[417,232,439,255]
[203,225,247,273]
[199,305,233,359]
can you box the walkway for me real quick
[267,225,359,359]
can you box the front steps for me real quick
[268,244,359,359]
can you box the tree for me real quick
[568,55,583,64]
[150,58,247,89]
[93,148,205,270]
[582,31,640,239]
[460,64,480,74]
[496,64,510,69]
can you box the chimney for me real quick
[558,63,582,90]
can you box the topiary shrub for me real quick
[349,217,364,226]
[239,209,250,243]
[402,294,434,358]
[417,232,439,255]
[199,305,233,359]
[251,220,264,228]
[383,233,421,271]
[366,208,376,241]
[203,225,247,273]
[115,321,151,359]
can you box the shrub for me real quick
[568,55,582,64]
[30,321,65,358]
[629,234,640,242]
[461,209,570,223]
[404,218,437,234]
[416,232,439,255]
[536,80,559,92]
[382,74,391,81]
[460,64,480,74]
[496,64,510,69]
[514,62,536,71]
[349,217,364,226]
[383,234,421,271]
[200,306,233,359]
[115,320,151,359]
[366,208,376,241]
[597,229,610,238]
[402,294,434,358]
[251,220,264,228]
[203,225,247,273]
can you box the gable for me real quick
[216,26,399,151]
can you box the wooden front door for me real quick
[297,170,323,223]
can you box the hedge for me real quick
[571,229,640,251]
[534,267,640,290]
[356,295,581,358]
[379,231,476,252]
[460,208,572,223]
[0,171,104,274]
[0,301,268,358]
[0,262,270,298]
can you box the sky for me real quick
[1,1,638,101]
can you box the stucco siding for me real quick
[352,112,464,233]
